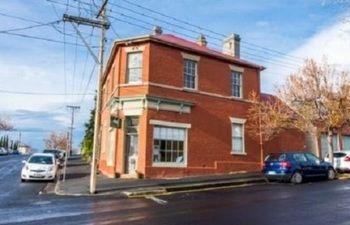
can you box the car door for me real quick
[292,153,312,176]
[305,153,325,176]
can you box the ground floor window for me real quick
[153,126,186,165]
[230,117,246,155]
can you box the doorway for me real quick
[124,117,139,175]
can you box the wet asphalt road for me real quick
[2,154,350,225]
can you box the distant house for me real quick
[18,144,31,155]
[97,27,306,179]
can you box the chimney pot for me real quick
[152,26,163,35]
[223,33,241,58]
[197,34,207,47]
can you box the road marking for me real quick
[32,201,51,206]
[145,195,168,205]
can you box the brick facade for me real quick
[98,33,306,178]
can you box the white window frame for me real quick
[231,71,243,98]
[230,117,246,155]
[126,51,143,84]
[183,59,198,90]
[150,120,190,168]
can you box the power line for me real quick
[117,0,304,61]
[0,30,96,48]
[80,63,97,104]
[0,20,61,33]
[0,89,94,96]
[48,0,303,70]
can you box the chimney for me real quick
[197,34,207,47]
[223,33,241,58]
[152,26,163,35]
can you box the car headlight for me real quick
[48,166,54,172]
[25,165,29,170]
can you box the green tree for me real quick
[0,136,3,147]
[81,105,95,161]
[4,135,9,149]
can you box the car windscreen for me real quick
[28,156,53,165]
[265,153,286,161]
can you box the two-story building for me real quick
[98,27,306,178]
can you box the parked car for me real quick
[324,151,350,173]
[262,152,336,184]
[43,149,66,165]
[12,149,19,154]
[0,147,8,155]
[21,153,58,182]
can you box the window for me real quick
[304,153,320,164]
[292,153,307,163]
[126,52,142,84]
[153,126,186,165]
[183,59,197,89]
[231,71,242,98]
[232,123,245,154]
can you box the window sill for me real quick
[152,162,187,168]
[231,152,247,156]
[229,96,243,100]
[183,87,198,93]
[120,82,144,87]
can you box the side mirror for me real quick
[22,160,26,164]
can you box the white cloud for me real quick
[261,13,350,93]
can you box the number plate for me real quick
[268,171,276,175]
[33,173,43,177]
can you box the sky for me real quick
[0,0,348,151]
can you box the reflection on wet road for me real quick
[1,155,350,225]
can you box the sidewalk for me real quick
[48,156,267,197]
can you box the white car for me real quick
[21,153,58,182]
[324,151,350,172]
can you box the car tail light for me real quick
[345,156,350,162]
[280,161,292,169]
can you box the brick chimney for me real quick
[223,33,241,58]
[152,26,163,35]
[197,34,207,47]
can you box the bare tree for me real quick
[43,131,68,150]
[247,91,293,166]
[278,59,350,164]
[0,118,13,131]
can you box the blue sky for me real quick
[0,0,348,150]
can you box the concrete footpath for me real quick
[44,156,267,197]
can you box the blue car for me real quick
[262,152,336,184]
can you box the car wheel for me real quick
[291,171,303,184]
[328,169,336,180]
[21,178,26,182]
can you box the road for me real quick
[1,154,350,225]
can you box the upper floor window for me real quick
[183,59,197,89]
[126,52,142,84]
[231,71,242,98]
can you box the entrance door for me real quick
[124,117,139,175]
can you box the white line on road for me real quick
[145,195,168,205]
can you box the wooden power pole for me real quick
[63,0,110,194]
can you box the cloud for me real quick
[261,13,350,93]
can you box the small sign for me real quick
[110,116,121,128]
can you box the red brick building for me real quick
[98,28,306,178]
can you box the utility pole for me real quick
[66,105,80,156]
[63,0,110,194]
[63,131,69,182]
